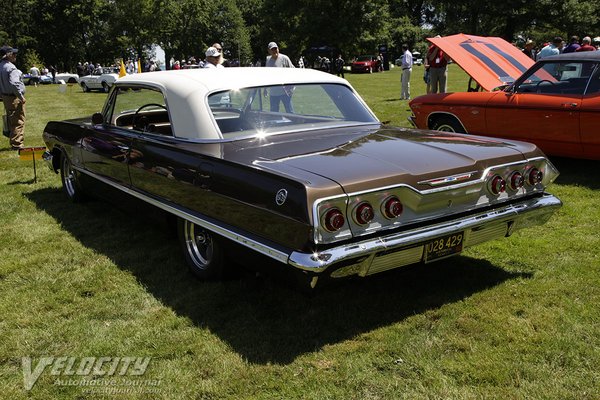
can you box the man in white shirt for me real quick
[400,44,413,100]
[29,65,40,86]
[203,47,224,69]
[537,37,564,60]
[265,42,294,112]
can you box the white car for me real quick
[79,67,119,92]
[55,72,80,84]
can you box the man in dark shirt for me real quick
[522,40,536,59]
[563,36,580,53]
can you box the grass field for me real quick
[1,67,599,399]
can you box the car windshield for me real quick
[514,60,599,95]
[356,56,373,62]
[207,83,378,138]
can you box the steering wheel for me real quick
[132,103,167,132]
[535,80,555,92]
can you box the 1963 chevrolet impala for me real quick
[43,68,561,288]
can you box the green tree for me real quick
[259,0,391,61]
[29,0,113,71]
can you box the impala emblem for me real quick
[275,189,288,206]
[418,171,476,187]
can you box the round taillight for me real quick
[527,168,543,185]
[489,175,506,195]
[323,208,345,232]
[508,171,524,190]
[354,202,375,225]
[382,196,403,219]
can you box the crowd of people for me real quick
[522,35,600,60]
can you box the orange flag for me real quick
[119,59,126,77]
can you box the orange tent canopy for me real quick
[427,34,535,91]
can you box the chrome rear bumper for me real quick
[288,193,561,275]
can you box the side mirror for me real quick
[91,112,104,125]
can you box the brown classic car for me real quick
[409,34,600,160]
[43,68,561,288]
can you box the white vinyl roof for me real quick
[113,67,353,140]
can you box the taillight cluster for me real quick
[382,196,403,219]
[321,196,404,232]
[323,208,345,232]
[527,167,543,185]
[354,202,375,225]
[488,167,543,196]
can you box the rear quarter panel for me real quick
[410,92,496,133]
[43,119,90,169]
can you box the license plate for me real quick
[423,232,464,263]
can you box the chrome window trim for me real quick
[186,122,382,143]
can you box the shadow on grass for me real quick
[549,156,600,190]
[27,187,531,365]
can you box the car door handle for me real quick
[561,102,578,108]
[117,145,130,151]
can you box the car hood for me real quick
[228,125,536,193]
[428,34,535,91]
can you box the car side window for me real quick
[515,61,594,96]
[584,65,600,94]
[107,87,172,136]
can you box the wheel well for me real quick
[49,147,64,173]
[427,113,467,132]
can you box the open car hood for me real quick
[428,34,535,91]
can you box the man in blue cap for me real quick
[0,45,26,150]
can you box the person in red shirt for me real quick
[576,36,596,52]
[426,41,450,93]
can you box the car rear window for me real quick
[207,83,378,138]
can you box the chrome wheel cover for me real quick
[61,157,77,197]
[183,221,214,270]
[435,124,457,132]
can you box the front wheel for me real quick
[101,82,109,93]
[60,153,86,202]
[178,219,224,279]
[81,82,90,92]
[430,116,465,133]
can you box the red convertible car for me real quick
[351,55,381,73]
[409,34,600,160]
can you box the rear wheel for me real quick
[60,153,86,202]
[430,116,465,133]
[178,219,224,279]
[81,82,90,92]
[101,82,109,93]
